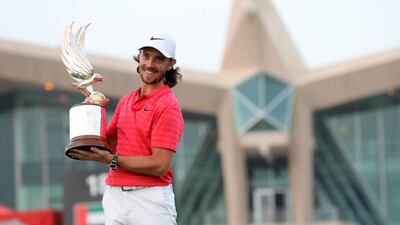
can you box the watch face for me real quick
[110,155,118,170]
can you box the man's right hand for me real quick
[83,96,109,107]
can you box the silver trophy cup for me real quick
[61,22,111,159]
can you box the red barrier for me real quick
[0,205,62,225]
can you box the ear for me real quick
[167,59,176,70]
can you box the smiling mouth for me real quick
[145,69,157,75]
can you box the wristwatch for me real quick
[110,154,118,170]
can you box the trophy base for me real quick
[65,136,112,160]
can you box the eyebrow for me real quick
[155,55,165,61]
[142,50,166,60]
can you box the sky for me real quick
[0,0,233,73]
[1,0,400,72]
[272,0,400,68]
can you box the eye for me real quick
[141,52,150,60]
[155,57,164,63]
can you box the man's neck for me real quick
[139,82,164,96]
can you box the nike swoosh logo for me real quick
[150,36,165,41]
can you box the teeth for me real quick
[145,69,155,74]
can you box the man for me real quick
[69,32,184,225]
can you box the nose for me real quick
[144,57,156,68]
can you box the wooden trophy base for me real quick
[65,136,112,160]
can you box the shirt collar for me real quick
[135,85,171,99]
[131,85,171,110]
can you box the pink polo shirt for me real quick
[105,85,184,186]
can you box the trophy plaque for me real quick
[61,22,111,159]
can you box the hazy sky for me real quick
[273,0,400,68]
[1,0,399,72]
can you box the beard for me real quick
[140,73,164,85]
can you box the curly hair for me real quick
[133,54,182,88]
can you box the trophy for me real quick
[61,22,111,159]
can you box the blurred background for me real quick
[0,0,400,225]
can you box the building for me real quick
[1,0,400,225]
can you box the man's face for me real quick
[138,48,176,86]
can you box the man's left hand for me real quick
[68,147,112,164]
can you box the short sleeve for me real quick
[151,107,184,152]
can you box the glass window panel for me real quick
[263,76,287,108]
[360,110,378,142]
[19,107,44,163]
[267,95,292,130]
[359,110,379,176]
[46,108,68,161]
[233,73,291,133]
[49,184,62,209]
[233,94,257,130]
[20,185,45,210]
[249,119,276,131]
[314,92,400,225]
[337,115,356,154]
[236,75,260,107]
[327,114,356,161]
[174,119,210,188]
[383,105,400,158]
[174,113,225,225]
[382,106,399,143]
[247,156,291,223]
[0,102,16,208]
[387,173,400,223]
